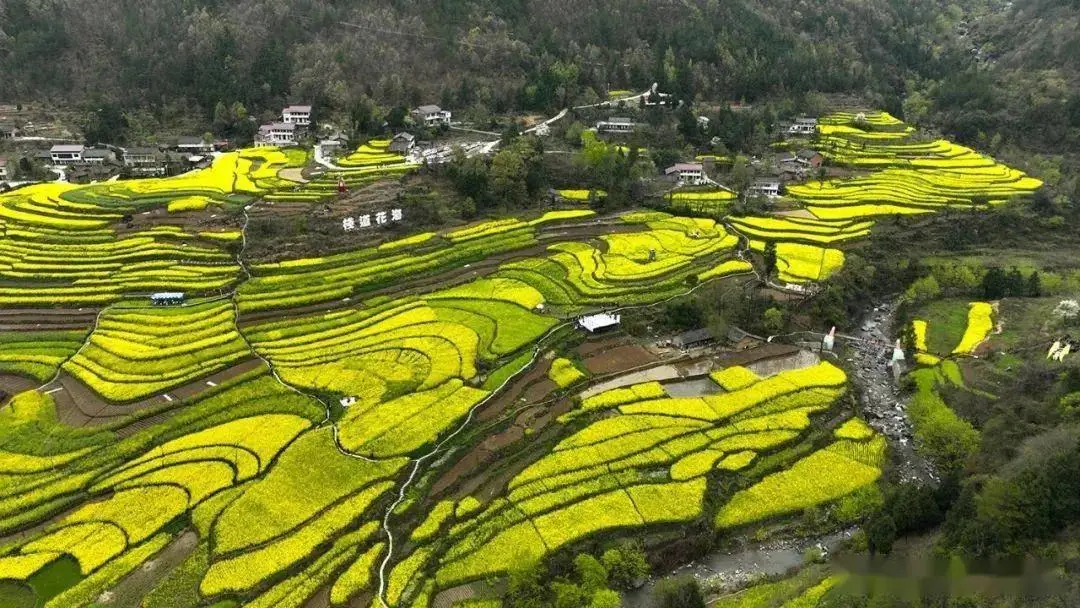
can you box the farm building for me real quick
[788,118,818,135]
[82,148,117,164]
[412,105,452,127]
[664,163,707,186]
[50,144,84,164]
[256,122,297,147]
[388,132,416,154]
[796,149,824,167]
[122,147,166,176]
[0,124,16,139]
[282,104,312,126]
[172,136,214,154]
[747,178,782,199]
[150,292,185,306]
[596,117,636,134]
[0,158,9,180]
[577,313,621,333]
[673,328,714,349]
[319,131,349,152]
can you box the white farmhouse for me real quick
[747,178,782,199]
[664,162,707,186]
[411,105,452,127]
[50,144,85,164]
[788,117,818,136]
[282,104,312,126]
[596,117,636,134]
[256,122,297,147]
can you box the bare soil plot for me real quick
[582,343,658,375]
[0,373,38,405]
[0,308,97,331]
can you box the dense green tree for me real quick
[348,97,378,139]
[490,148,529,208]
[664,302,704,331]
[888,484,944,535]
[905,275,941,304]
[763,242,778,279]
[653,576,705,608]
[387,106,408,130]
[1027,271,1042,297]
[866,512,897,555]
[506,560,547,608]
[573,554,608,594]
[552,582,587,608]
[1002,267,1024,297]
[589,589,622,608]
[763,307,785,334]
[943,431,1080,557]
[80,103,128,144]
[601,544,649,589]
[728,156,752,195]
[981,267,1006,299]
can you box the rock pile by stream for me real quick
[847,301,937,484]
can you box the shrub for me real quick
[652,575,705,608]
[548,357,587,388]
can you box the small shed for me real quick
[388,132,416,154]
[150,292,185,306]
[577,313,621,333]
[796,149,824,168]
[673,328,713,349]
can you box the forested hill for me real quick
[904,0,1080,153]
[0,0,955,115]
[1,0,1079,155]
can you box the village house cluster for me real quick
[23,137,221,183]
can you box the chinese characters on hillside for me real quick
[342,208,404,231]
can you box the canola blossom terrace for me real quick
[0,110,1044,608]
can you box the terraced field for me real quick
[0,113,1043,608]
[667,188,737,216]
[789,112,1041,220]
[713,111,1042,284]
[0,145,765,606]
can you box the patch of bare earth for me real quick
[0,374,37,405]
[582,344,658,375]
[96,531,198,607]
[0,308,97,331]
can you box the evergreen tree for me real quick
[763,241,778,279]
[653,576,705,608]
[506,561,547,608]
[1027,271,1042,297]
[1006,268,1025,297]
[866,512,897,555]
[601,544,649,589]
[981,267,1006,299]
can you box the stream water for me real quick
[622,530,854,607]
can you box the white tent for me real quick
[577,313,620,333]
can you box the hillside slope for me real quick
[0,0,950,114]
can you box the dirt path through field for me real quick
[99,531,199,607]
